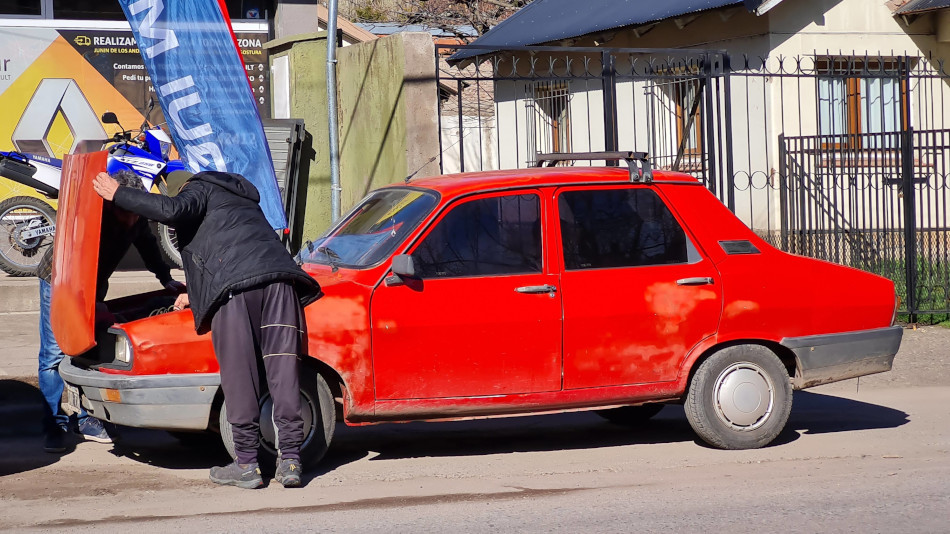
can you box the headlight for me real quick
[160,141,171,160]
[115,334,132,364]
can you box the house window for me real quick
[673,79,703,155]
[528,81,571,163]
[816,58,906,149]
[52,0,124,20]
[1,0,42,16]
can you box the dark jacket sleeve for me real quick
[130,219,172,285]
[112,184,206,226]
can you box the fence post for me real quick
[779,134,788,251]
[601,50,619,164]
[900,56,917,321]
[703,54,719,199]
[436,46,445,175]
[722,53,736,212]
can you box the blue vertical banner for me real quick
[119,0,287,230]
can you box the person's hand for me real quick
[173,293,190,311]
[92,172,120,201]
[164,279,186,294]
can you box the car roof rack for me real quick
[534,151,653,183]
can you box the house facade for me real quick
[439,0,950,315]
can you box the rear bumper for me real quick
[59,358,220,431]
[782,325,902,390]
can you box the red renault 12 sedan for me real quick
[54,150,902,466]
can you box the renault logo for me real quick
[12,79,107,156]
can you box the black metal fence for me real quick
[435,45,950,318]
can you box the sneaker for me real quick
[77,417,113,443]
[275,457,303,488]
[209,461,263,489]
[43,424,68,453]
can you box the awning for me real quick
[449,0,780,62]
[894,0,950,14]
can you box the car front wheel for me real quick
[219,368,336,469]
[684,345,792,450]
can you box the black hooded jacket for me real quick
[113,171,321,334]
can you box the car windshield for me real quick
[298,188,439,268]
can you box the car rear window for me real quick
[558,188,689,269]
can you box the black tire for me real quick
[0,196,56,276]
[684,345,793,450]
[596,404,664,426]
[154,179,182,268]
[219,368,336,469]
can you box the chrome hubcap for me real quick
[714,362,774,430]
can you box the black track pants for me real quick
[211,281,305,465]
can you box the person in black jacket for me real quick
[93,169,322,489]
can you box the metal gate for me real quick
[436,45,950,318]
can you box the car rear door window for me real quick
[559,188,689,269]
[414,193,542,278]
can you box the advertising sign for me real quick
[0,24,269,202]
[119,0,286,230]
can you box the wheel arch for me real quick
[681,338,797,397]
[299,357,346,421]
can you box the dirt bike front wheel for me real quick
[0,195,57,277]
[155,178,182,269]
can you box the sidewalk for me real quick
[0,269,183,380]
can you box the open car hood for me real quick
[50,151,107,356]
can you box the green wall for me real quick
[267,31,438,249]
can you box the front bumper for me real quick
[59,358,220,431]
[782,325,902,390]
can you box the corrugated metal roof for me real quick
[449,0,747,61]
[356,22,478,37]
[895,0,950,14]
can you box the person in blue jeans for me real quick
[38,276,112,451]
[38,169,185,453]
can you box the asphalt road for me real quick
[0,325,948,533]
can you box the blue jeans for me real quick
[38,278,88,433]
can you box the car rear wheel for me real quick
[219,368,336,469]
[595,404,664,426]
[684,345,792,450]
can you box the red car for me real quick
[54,150,902,466]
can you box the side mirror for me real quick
[385,254,417,286]
[101,112,119,124]
[392,254,416,278]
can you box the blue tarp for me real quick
[451,0,754,61]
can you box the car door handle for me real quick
[515,284,557,294]
[676,277,714,286]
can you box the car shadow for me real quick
[314,390,909,471]
[35,389,908,476]
[107,427,232,469]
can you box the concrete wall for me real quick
[337,32,441,209]
[267,31,439,246]
[267,32,332,248]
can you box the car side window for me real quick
[413,194,542,278]
[559,188,689,270]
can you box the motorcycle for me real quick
[0,99,185,276]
